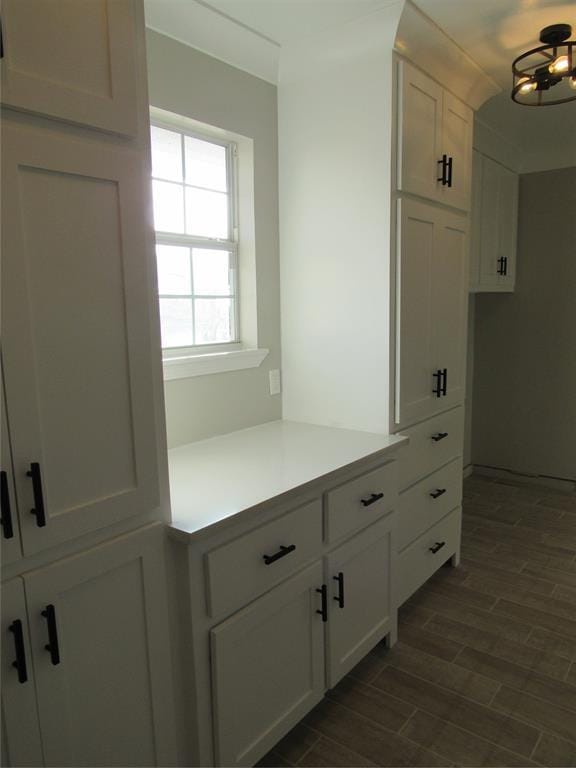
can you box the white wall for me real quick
[146,30,282,447]
[472,167,576,481]
[278,5,403,433]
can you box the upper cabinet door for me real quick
[469,150,483,289]
[440,91,473,211]
[0,0,137,136]
[397,61,443,202]
[478,155,502,288]
[497,164,519,290]
[1,367,22,566]
[397,60,473,212]
[431,210,468,412]
[1,121,160,556]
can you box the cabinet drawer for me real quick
[206,500,322,618]
[397,458,462,552]
[397,408,464,490]
[325,463,397,543]
[396,507,461,606]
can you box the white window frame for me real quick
[149,107,269,381]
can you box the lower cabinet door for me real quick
[23,525,177,768]
[1,579,43,767]
[325,516,394,688]
[211,561,326,768]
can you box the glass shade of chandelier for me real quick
[512,23,576,106]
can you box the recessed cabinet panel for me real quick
[0,0,137,135]
[24,526,176,767]
[1,580,43,767]
[478,156,502,287]
[326,517,394,687]
[1,122,159,555]
[211,562,325,767]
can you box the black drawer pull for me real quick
[1,470,15,539]
[431,432,449,442]
[429,541,446,554]
[316,584,328,622]
[430,488,447,499]
[9,619,28,684]
[263,544,296,565]
[26,462,46,528]
[41,604,60,665]
[447,156,453,188]
[333,572,345,609]
[360,492,383,507]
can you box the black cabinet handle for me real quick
[9,619,28,684]
[437,154,449,185]
[433,369,444,397]
[429,541,446,554]
[316,585,328,623]
[263,544,296,565]
[1,470,14,539]
[431,432,449,442]
[441,368,448,397]
[497,256,505,275]
[503,256,508,276]
[41,604,60,665]
[26,462,46,528]
[333,572,345,609]
[447,156,453,188]
[360,492,383,507]
[430,488,447,499]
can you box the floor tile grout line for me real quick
[291,732,321,767]
[488,682,576,739]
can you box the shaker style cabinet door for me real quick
[395,199,467,428]
[397,61,443,203]
[1,579,43,768]
[1,368,22,566]
[23,526,176,768]
[440,91,473,212]
[211,562,325,767]
[325,516,394,687]
[0,0,138,135]
[431,209,468,412]
[1,121,160,556]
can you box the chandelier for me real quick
[512,23,576,106]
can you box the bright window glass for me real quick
[151,122,238,350]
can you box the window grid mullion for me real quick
[189,246,195,345]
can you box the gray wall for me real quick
[472,167,576,481]
[146,30,281,447]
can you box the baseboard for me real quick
[470,464,576,493]
[463,464,474,479]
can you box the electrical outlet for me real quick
[269,369,281,396]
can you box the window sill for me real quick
[163,348,269,381]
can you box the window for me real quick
[150,122,238,351]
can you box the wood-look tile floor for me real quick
[258,475,576,768]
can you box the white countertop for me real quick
[167,420,407,539]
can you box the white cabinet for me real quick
[470,150,519,292]
[325,516,394,687]
[1,527,177,768]
[398,60,473,212]
[1,120,160,556]
[211,562,325,768]
[395,198,468,428]
[1,580,43,767]
[1,372,21,567]
[0,0,138,135]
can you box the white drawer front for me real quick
[396,507,461,606]
[398,457,462,552]
[206,500,323,618]
[325,462,397,543]
[397,407,464,490]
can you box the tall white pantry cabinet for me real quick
[0,2,177,766]
[392,58,472,603]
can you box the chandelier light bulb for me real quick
[549,54,570,74]
[517,77,537,94]
[570,73,576,90]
